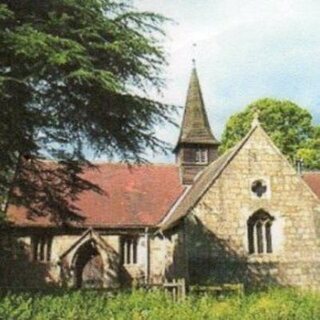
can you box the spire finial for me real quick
[192,43,197,68]
[251,107,261,128]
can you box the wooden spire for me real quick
[174,67,220,185]
[176,67,219,148]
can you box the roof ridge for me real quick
[23,159,179,167]
[93,162,179,167]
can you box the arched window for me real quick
[247,210,274,254]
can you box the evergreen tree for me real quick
[0,1,173,222]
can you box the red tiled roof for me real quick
[7,163,185,228]
[303,172,320,199]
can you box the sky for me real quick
[118,0,320,163]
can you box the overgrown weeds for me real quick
[0,287,319,320]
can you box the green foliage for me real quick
[0,0,173,163]
[296,126,320,170]
[0,288,319,320]
[0,293,33,320]
[0,0,174,222]
[220,98,320,169]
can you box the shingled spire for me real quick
[174,67,219,185]
[178,68,218,145]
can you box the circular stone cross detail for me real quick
[251,180,267,198]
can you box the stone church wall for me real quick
[3,233,119,287]
[149,226,187,284]
[2,228,184,288]
[186,127,320,289]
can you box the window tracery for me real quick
[248,210,273,254]
[251,180,267,198]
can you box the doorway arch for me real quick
[73,240,104,288]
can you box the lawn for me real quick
[0,287,319,320]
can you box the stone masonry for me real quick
[185,125,320,289]
[3,229,183,288]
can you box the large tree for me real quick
[220,98,320,170]
[0,0,174,222]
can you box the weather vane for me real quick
[192,43,197,67]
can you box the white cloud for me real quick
[130,0,320,163]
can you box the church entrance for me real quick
[73,240,104,288]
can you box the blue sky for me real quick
[108,1,320,163]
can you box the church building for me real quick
[3,67,320,289]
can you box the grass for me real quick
[0,287,319,320]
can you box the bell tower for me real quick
[174,67,220,184]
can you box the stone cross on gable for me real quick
[251,108,261,128]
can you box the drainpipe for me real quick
[144,227,150,285]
